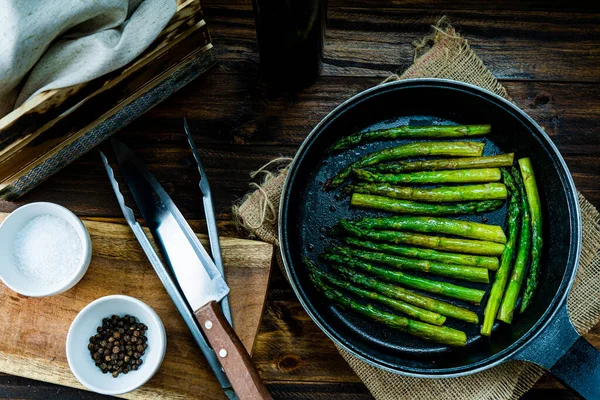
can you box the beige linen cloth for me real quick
[0,0,176,118]
[234,20,600,399]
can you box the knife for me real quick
[111,139,272,400]
[100,150,237,400]
[183,117,233,327]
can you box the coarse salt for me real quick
[13,215,82,285]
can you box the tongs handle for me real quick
[196,301,272,400]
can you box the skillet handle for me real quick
[549,334,600,399]
[512,304,600,399]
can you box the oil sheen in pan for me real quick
[300,115,507,354]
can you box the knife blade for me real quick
[99,151,237,400]
[111,140,272,399]
[183,117,232,326]
[112,139,230,309]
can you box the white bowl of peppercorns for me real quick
[66,295,167,395]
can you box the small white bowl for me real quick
[0,202,92,297]
[66,295,167,395]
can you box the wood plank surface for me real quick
[0,214,272,399]
[1,0,599,399]
[208,0,600,13]
[201,4,600,82]
[1,77,598,218]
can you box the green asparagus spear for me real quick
[305,260,447,325]
[331,246,489,283]
[331,263,479,323]
[354,168,502,185]
[344,237,499,270]
[348,216,507,243]
[498,167,532,323]
[329,125,491,152]
[338,220,505,256]
[326,141,485,189]
[321,253,486,303]
[372,153,514,173]
[348,182,508,203]
[481,169,521,336]
[350,194,504,215]
[518,158,543,313]
[308,267,467,346]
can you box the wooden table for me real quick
[1,1,598,399]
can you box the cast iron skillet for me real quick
[279,79,600,398]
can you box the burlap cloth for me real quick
[233,19,600,400]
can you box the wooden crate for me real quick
[0,0,216,200]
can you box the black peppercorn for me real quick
[88,315,148,378]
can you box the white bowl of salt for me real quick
[0,202,91,297]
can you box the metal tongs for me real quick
[99,119,270,400]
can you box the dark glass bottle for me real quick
[252,0,327,86]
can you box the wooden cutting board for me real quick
[0,213,273,399]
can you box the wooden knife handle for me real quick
[196,301,272,400]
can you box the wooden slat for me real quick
[523,390,580,400]
[201,5,600,82]
[122,77,600,151]
[0,374,375,400]
[203,0,600,13]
